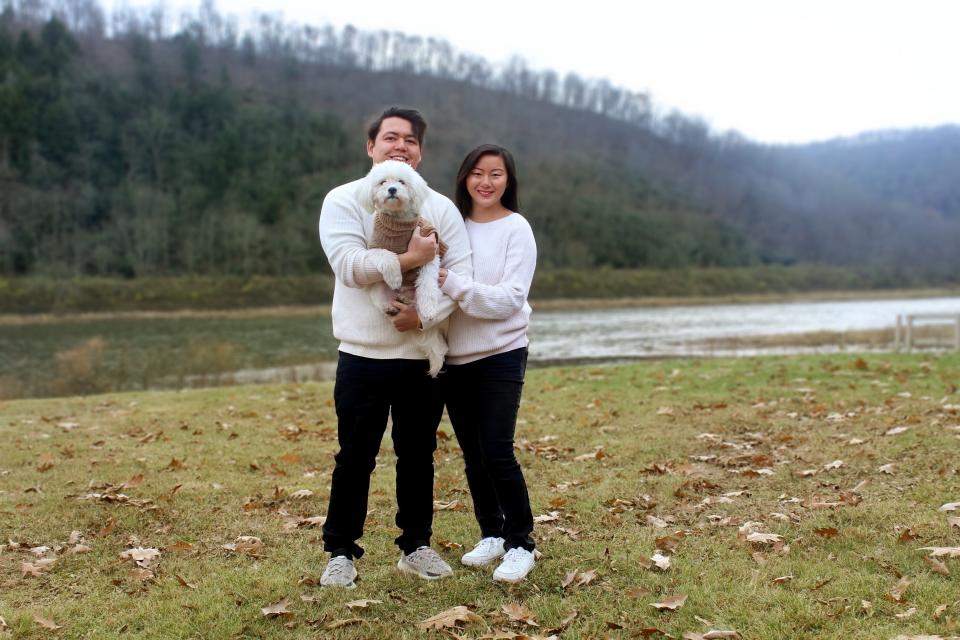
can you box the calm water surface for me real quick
[2,296,958,397]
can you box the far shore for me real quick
[1,287,959,326]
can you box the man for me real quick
[317,107,472,587]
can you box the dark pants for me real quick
[322,352,444,558]
[443,347,535,552]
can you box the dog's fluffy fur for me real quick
[358,160,446,376]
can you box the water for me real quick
[2,296,958,398]
[529,296,960,361]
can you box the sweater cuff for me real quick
[354,251,396,287]
[441,270,468,300]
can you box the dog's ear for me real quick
[407,168,430,213]
[357,172,376,214]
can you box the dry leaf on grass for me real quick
[650,594,688,611]
[684,631,740,639]
[119,547,161,567]
[324,618,364,629]
[417,605,483,630]
[288,489,314,499]
[345,599,382,610]
[878,463,897,474]
[939,502,960,512]
[501,603,539,627]
[919,546,960,558]
[924,556,950,576]
[887,576,911,602]
[561,568,597,589]
[885,426,910,436]
[770,575,793,585]
[222,536,264,555]
[33,615,62,630]
[949,517,960,529]
[746,532,783,545]
[261,598,293,618]
[894,607,917,619]
[814,527,839,538]
[21,558,56,577]
[175,574,197,589]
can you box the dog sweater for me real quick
[370,214,448,287]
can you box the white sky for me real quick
[107,0,960,143]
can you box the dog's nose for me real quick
[388,187,397,196]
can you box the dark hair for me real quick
[367,107,427,146]
[454,144,520,217]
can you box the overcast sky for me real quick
[107,0,959,144]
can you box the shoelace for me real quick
[327,558,353,577]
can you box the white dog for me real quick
[357,160,447,376]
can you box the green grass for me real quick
[2,353,959,639]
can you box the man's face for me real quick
[367,117,422,170]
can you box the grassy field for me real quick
[1,353,959,639]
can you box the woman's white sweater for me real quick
[441,213,537,365]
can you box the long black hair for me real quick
[454,144,519,218]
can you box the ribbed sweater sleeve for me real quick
[441,218,537,320]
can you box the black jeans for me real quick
[322,352,444,558]
[443,347,535,552]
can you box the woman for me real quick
[438,144,538,583]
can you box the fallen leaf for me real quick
[650,594,687,611]
[814,527,839,538]
[21,558,56,577]
[770,575,794,585]
[939,502,960,512]
[894,607,917,619]
[887,576,911,602]
[167,541,193,552]
[345,599,382,610]
[823,460,844,470]
[324,618,363,629]
[878,463,897,474]
[69,544,92,554]
[432,499,462,511]
[934,603,949,619]
[119,547,161,567]
[222,536,264,555]
[122,473,145,489]
[885,426,910,436]
[919,546,960,558]
[289,489,313,499]
[33,615,62,630]
[261,598,293,618]
[129,567,155,582]
[746,532,783,545]
[650,551,671,571]
[501,603,539,627]
[417,606,483,630]
[561,569,579,589]
[684,631,740,640]
[176,574,198,589]
[924,556,950,576]
[950,516,960,530]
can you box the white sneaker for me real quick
[320,555,357,588]
[493,547,535,583]
[397,546,453,580]
[461,537,506,566]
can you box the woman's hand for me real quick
[389,300,421,332]
[399,233,438,271]
[438,268,447,287]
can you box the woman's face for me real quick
[466,154,509,211]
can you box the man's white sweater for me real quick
[441,213,537,365]
[319,177,472,360]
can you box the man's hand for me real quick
[389,300,421,332]
[438,268,448,287]
[398,232,438,272]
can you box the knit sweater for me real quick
[370,215,448,287]
[441,213,537,365]
[319,177,472,359]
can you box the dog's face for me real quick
[359,160,429,220]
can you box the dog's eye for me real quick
[398,180,406,185]
[379,180,387,185]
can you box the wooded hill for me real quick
[2,1,959,281]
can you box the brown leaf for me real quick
[222,536,264,555]
[650,593,687,611]
[878,463,897,475]
[261,597,293,618]
[814,527,839,538]
[561,569,579,589]
[934,603,950,619]
[279,452,302,464]
[21,559,56,577]
[122,473,145,489]
[324,618,363,629]
[919,546,960,558]
[924,556,950,576]
[129,567,155,582]
[887,576,911,603]
[685,632,740,640]
[501,603,539,627]
[417,605,483,630]
[432,499,463,511]
[166,457,186,470]
[575,569,597,586]
[33,615,62,630]
[745,532,783,545]
[894,607,917,619]
[655,532,686,552]
[345,599,382,610]
[167,541,193,552]
[770,575,794,586]
[948,516,960,530]
[175,574,198,589]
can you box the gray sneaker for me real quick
[320,555,357,588]
[397,546,453,580]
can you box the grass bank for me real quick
[2,353,959,639]
[3,266,959,314]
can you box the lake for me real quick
[2,295,958,398]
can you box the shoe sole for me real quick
[396,558,451,580]
[493,572,529,583]
[460,554,504,567]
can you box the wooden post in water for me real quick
[905,315,914,352]
[894,315,903,351]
